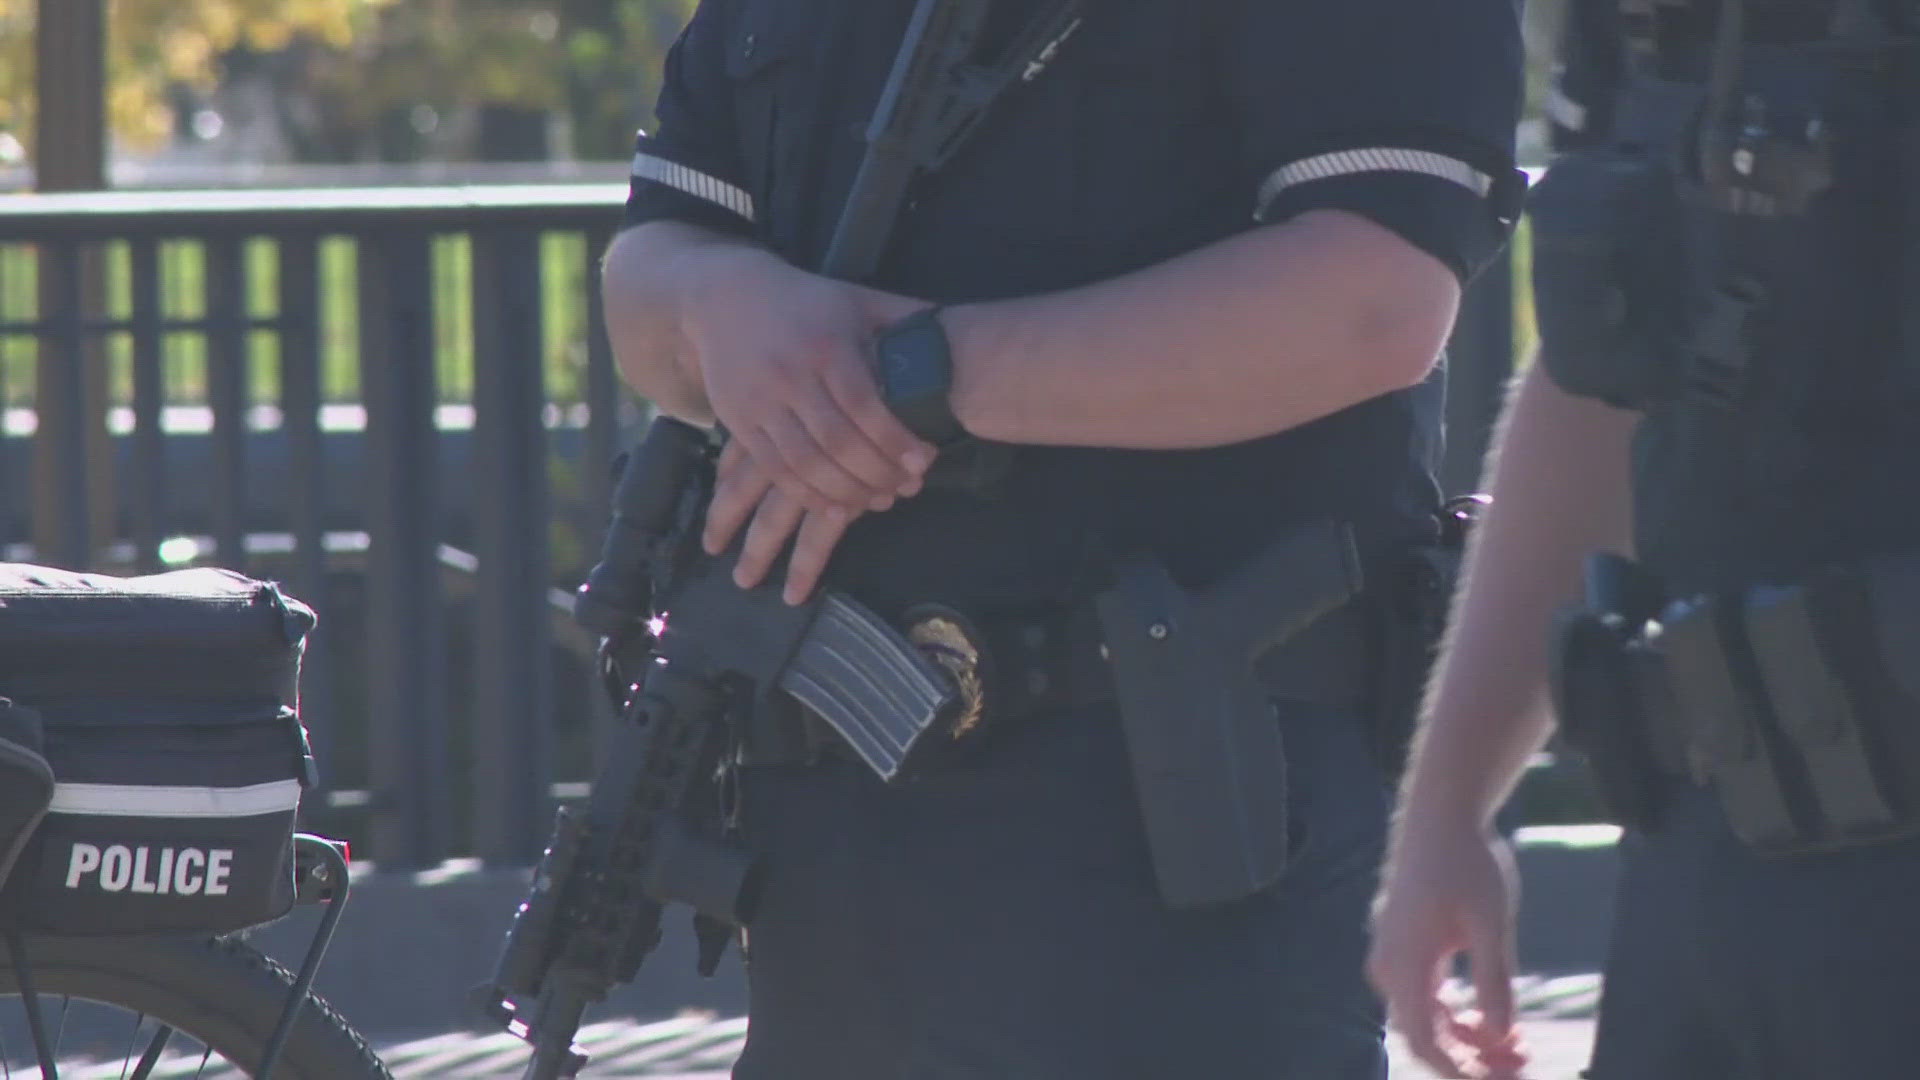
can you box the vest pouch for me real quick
[0,703,307,935]
[1658,595,1806,852]
[1529,149,1689,410]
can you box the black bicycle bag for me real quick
[0,564,318,935]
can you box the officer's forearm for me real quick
[600,220,766,423]
[1394,363,1638,831]
[942,210,1459,448]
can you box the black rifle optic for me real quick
[474,2,1081,1075]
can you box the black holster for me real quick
[1549,553,1676,834]
[1093,521,1362,910]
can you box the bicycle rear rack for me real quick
[257,832,354,1079]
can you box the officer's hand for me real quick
[1367,822,1528,1079]
[680,248,937,513]
[706,439,860,605]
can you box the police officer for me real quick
[1370,1,1920,1077]
[603,0,1522,1075]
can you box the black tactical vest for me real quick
[1534,0,1920,594]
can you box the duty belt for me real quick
[735,592,1375,773]
[1556,550,1920,855]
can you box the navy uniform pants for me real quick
[1588,784,1920,1079]
[728,700,1391,1080]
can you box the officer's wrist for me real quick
[873,305,970,449]
[937,302,1004,442]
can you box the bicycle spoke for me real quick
[128,1025,175,1080]
[51,994,73,1061]
[8,936,59,1080]
[0,932,375,1079]
[120,1011,147,1080]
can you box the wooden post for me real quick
[33,0,108,192]
[32,0,115,569]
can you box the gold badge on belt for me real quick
[901,604,991,740]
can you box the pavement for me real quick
[74,974,1603,1079]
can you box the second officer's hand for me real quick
[682,248,937,514]
[705,439,862,606]
[1367,822,1529,1079]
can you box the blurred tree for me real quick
[0,0,697,167]
[296,0,693,162]
[0,0,391,155]
[561,0,697,159]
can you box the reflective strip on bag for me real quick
[48,779,302,819]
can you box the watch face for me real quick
[878,314,961,446]
[885,328,949,396]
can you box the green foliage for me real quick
[1512,214,1539,365]
[568,0,699,157]
[258,0,699,161]
[0,0,389,150]
[2,0,697,165]
[0,233,594,411]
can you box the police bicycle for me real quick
[0,835,389,1079]
[0,565,391,1079]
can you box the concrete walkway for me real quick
[380,973,1602,1079]
[363,1015,1598,1079]
[54,974,1602,1079]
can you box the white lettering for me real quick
[174,848,205,895]
[99,846,133,892]
[205,849,233,896]
[130,847,157,894]
[64,843,100,889]
[57,844,239,896]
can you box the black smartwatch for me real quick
[872,306,967,448]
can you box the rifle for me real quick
[474,419,955,1080]
[474,2,1082,1075]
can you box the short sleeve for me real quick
[1226,0,1527,283]
[624,0,758,239]
[1547,0,1627,152]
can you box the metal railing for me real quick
[0,184,1519,869]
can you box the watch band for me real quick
[873,306,967,448]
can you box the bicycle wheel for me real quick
[0,933,391,1079]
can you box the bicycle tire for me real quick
[0,933,391,1079]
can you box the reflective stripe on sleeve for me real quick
[1256,148,1495,219]
[630,151,756,223]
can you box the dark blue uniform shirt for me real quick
[625,0,1523,619]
